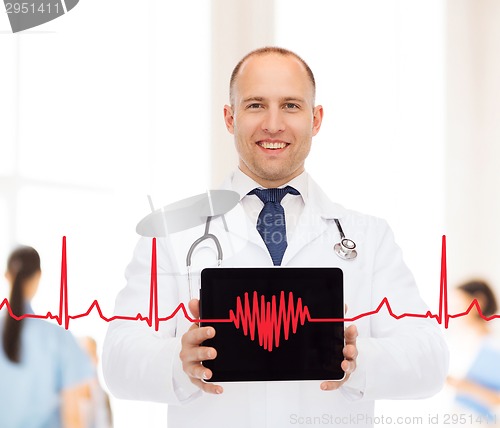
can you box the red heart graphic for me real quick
[229,290,311,352]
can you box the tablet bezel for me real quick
[199,267,345,382]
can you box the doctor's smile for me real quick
[257,139,289,151]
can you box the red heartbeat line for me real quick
[1,235,499,332]
[0,237,193,331]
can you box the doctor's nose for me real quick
[261,109,285,134]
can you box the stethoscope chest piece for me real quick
[333,218,358,260]
[334,238,357,260]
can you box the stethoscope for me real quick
[333,219,358,260]
[185,216,358,296]
[186,216,357,265]
[186,215,224,299]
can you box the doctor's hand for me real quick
[320,324,358,391]
[180,299,223,395]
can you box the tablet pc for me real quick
[200,267,344,382]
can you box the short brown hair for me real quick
[229,46,316,105]
[457,280,498,317]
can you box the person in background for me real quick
[447,280,500,423]
[78,336,113,428]
[0,246,93,428]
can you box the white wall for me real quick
[445,0,500,292]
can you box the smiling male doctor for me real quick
[103,47,448,427]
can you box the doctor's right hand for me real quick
[180,299,223,395]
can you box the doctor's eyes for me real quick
[245,103,301,110]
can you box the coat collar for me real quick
[218,171,348,264]
[220,170,347,218]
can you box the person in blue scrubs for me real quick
[0,246,93,428]
[447,280,500,422]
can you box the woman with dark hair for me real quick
[457,280,498,320]
[0,246,93,428]
[447,280,500,424]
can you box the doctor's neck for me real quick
[238,165,305,189]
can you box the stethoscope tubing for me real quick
[186,216,357,279]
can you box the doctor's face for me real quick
[224,54,323,188]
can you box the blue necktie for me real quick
[249,186,300,266]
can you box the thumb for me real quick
[188,298,200,320]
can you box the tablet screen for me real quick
[200,267,344,382]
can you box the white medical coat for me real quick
[103,172,448,428]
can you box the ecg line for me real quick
[309,236,500,327]
[0,235,499,333]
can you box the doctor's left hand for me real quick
[179,299,224,395]
[320,324,358,391]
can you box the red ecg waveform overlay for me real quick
[0,237,173,331]
[1,235,499,335]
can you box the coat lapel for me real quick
[218,173,271,254]
[215,202,269,252]
[282,176,347,265]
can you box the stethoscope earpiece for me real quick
[333,219,358,260]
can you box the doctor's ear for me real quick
[224,105,235,134]
[312,105,324,136]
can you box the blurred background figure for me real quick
[447,280,500,424]
[0,246,93,428]
[78,336,113,428]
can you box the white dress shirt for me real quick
[232,167,307,242]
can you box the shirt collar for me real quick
[232,168,309,204]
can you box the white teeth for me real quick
[260,141,287,149]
